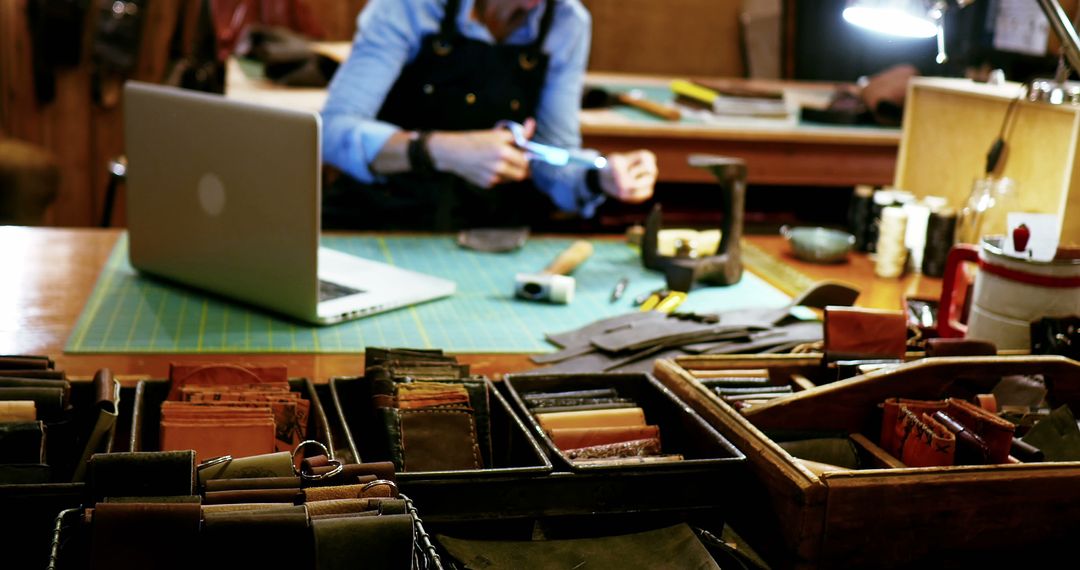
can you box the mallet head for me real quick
[515,273,576,304]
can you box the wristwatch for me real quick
[407,130,435,176]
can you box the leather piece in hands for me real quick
[438,523,720,570]
[88,451,195,500]
[200,506,313,570]
[312,513,415,570]
[90,501,202,570]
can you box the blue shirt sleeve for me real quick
[321,0,438,183]
[530,1,606,217]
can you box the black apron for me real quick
[324,0,558,230]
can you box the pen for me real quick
[610,277,629,303]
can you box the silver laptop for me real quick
[123,81,455,325]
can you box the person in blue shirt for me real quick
[321,0,658,230]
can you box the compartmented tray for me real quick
[329,375,552,480]
[0,378,136,570]
[130,378,333,457]
[655,354,1080,569]
[503,372,743,473]
[332,374,746,529]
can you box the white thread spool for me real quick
[875,206,908,278]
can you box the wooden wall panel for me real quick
[581,0,744,76]
[307,0,367,40]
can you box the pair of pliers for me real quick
[495,120,607,169]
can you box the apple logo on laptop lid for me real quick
[197,172,226,217]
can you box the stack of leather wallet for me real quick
[158,363,309,462]
[60,450,429,570]
[880,397,1016,467]
[361,348,491,472]
[0,356,119,484]
[699,375,795,411]
[521,386,681,467]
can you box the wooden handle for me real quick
[545,240,594,275]
[616,92,681,121]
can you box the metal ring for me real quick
[291,439,334,474]
[197,455,232,471]
[300,458,344,483]
[361,479,399,497]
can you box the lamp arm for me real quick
[1035,0,1080,75]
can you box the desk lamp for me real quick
[843,0,1080,98]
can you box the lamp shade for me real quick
[842,0,939,38]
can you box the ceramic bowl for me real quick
[781,225,856,264]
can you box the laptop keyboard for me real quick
[319,279,364,302]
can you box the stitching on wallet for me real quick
[400,409,482,469]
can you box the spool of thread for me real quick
[848,185,875,251]
[875,206,908,278]
[921,208,957,277]
[903,201,931,273]
[866,189,896,253]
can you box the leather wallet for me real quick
[313,513,415,570]
[398,408,482,472]
[824,306,907,361]
[535,407,646,431]
[0,420,45,464]
[88,450,196,500]
[90,501,203,570]
[549,425,660,451]
[200,506,312,570]
[932,411,991,465]
[880,398,947,458]
[897,408,956,467]
[944,398,1015,464]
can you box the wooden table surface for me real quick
[0,227,940,381]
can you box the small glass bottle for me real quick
[956,176,1019,244]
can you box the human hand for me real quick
[426,119,535,188]
[598,149,657,203]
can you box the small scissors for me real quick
[495,120,607,169]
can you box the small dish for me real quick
[780,225,856,264]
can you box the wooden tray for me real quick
[654,354,1080,569]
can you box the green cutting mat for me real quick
[66,234,791,354]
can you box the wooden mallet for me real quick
[515,240,594,304]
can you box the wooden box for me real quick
[896,77,1080,245]
[654,354,1080,569]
